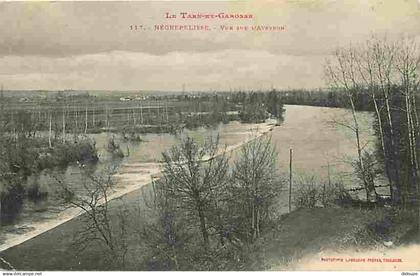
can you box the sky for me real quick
[0,0,420,92]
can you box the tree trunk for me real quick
[197,203,209,248]
[75,110,78,132]
[372,93,394,198]
[383,88,402,204]
[140,104,144,125]
[165,102,169,123]
[85,105,88,134]
[106,105,109,128]
[348,94,376,201]
[92,107,95,127]
[410,93,420,235]
[256,207,260,238]
[49,112,52,148]
[62,108,66,143]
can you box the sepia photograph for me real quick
[0,0,419,273]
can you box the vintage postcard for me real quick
[0,0,420,273]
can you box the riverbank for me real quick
[0,121,275,255]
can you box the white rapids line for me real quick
[0,123,275,253]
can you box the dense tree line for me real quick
[0,91,285,135]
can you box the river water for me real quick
[272,105,376,185]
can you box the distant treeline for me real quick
[268,89,372,110]
[185,89,387,111]
[0,87,381,113]
[0,91,285,135]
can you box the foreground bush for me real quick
[106,136,125,158]
[37,138,99,170]
[294,176,352,209]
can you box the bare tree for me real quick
[62,104,66,143]
[136,177,190,270]
[394,38,420,222]
[351,38,396,199]
[48,110,53,148]
[325,48,377,202]
[326,36,420,234]
[231,135,282,242]
[57,166,129,268]
[85,104,88,134]
[370,37,405,203]
[160,136,229,249]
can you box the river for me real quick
[0,104,384,253]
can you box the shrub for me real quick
[294,176,352,208]
[106,136,124,158]
[294,176,320,208]
[37,138,99,170]
[121,131,143,142]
